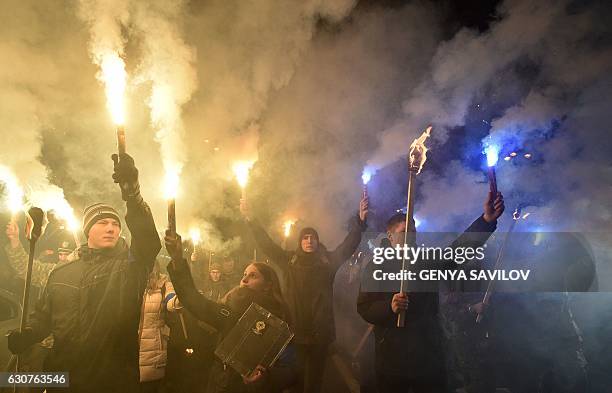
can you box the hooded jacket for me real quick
[25,197,161,392]
[248,215,366,345]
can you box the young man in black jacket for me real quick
[357,191,504,393]
[7,153,161,393]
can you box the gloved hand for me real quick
[111,153,140,201]
[7,328,35,354]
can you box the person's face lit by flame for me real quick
[301,233,319,253]
[209,269,221,282]
[87,218,121,249]
[240,264,270,292]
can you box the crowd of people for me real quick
[0,152,601,393]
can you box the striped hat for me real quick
[82,203,122,236]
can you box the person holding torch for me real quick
[356,137,504,393]
[6,152,161,393]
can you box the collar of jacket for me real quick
[291,245,330,265]
[75,238,129,262]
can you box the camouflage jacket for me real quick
[4,244,58,288]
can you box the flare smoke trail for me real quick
[132,0,196,199]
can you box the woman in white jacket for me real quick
[139,260,180,392]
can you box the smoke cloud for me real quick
[0,0,609,252]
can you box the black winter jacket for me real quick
[27,197,161,392]
[248,215,366,345]
[357,215,496,378]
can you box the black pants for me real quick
[294,343,328,393]
[376,373,446,393]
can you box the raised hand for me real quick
[483,191,505,223]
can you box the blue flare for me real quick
[484,144,499,167]
[362,168,373,185]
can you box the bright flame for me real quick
[163,169,180,200]
[29,188,78,232]
[414,217,422,228]
[409,126,432,174]
[361,168,373,185]
[189,227,201,245]
[99,53,127,125]
[522,212,531,219]
[0,166,24,214]
[484,145,499,167]
[232,161,255,189]
[283,220,295,238]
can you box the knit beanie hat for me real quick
[82,203,122,237]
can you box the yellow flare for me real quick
[99,53,127,125]
[0,166,24,214]
[29,188,77,232]
[232,161,255,189]
[283,220,295,238]
[163,169,180,200]
[409,126,432,174]
[189,227,201,245]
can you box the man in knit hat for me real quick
[7,153,161,393]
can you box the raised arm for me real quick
[330,215,367,271]
[239,197,290,265]
[247,220,291,265]
[112,153,161,270]
[330,194,368,270]
[5,222,57,288]
[164,231,237,331]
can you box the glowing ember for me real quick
[524,153,532,158]
[504,156,511,161]
[0,166,24,214]
[189,227,201,245]
[232,161,255,189]
[510,152,517,157]
[283,220,295,238]
[409,126,432,174]
[484,145,500,167]
[99,53,127,125]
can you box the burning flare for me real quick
[409,126,432,174]
[283,220,295,238]
[99,53,127,125]
[361,168,373,185]
[189,227,201,245]
[163,169,180,200]
[232,161,255,189]
[0,166,24,214]
[484,145,500,167]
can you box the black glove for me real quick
[111,153,140,201]
[7,328,35,354]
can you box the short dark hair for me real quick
[385,213,415,232]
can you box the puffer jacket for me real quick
[26,197,161,393]
[139,274,176,382]
[247,215,365,345]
